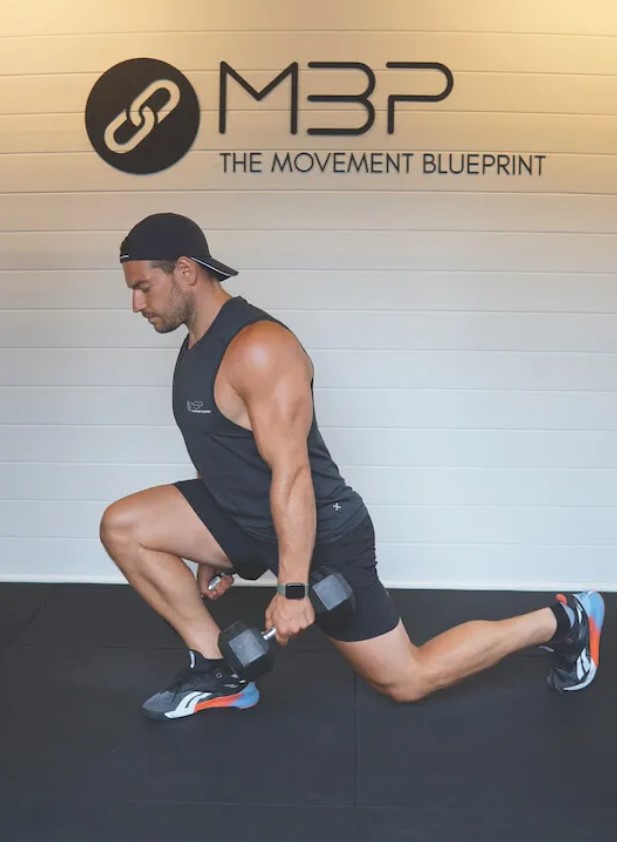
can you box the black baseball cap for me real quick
[119,213,238,281]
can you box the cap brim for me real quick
[192,256,238,281]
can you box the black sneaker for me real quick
[545,591,605,693]
[142,651,260,720]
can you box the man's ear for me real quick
[174,256,199,286]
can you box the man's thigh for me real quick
[328,620,419,692]
[106,484,234,569]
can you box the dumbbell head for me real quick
[218,620,274,681]
[309,569,356,631]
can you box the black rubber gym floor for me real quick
[0,584,614,841]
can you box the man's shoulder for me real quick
[231,319,304,359]
[225,320,312,386]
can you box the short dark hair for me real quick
[149,260,177,274]
[149,258,219,282]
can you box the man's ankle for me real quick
[188,649,225,670]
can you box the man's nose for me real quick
[132,291,145,313]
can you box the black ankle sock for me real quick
[549,602,575,642]
[188,650,226,670]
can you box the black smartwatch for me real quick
[276,582,309,600]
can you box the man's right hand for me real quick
[197,564,235,601]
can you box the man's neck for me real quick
[187,287,234,348]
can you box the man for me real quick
[100,212,605,721]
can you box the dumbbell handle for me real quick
[262,628,277,642]
[207,571,235,591]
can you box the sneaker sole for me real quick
[143,683,260,721]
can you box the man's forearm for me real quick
[270,465,316,583]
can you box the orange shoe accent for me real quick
[589,618,601,666]
[556,593,566,604]
[194,691,249,712]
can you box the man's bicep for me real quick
[247,372,314,470]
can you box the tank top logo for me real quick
[187,400,212,415]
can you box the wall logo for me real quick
[85,58,200,174]
[85,57,546,180]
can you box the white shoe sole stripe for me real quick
[164,691,212,719]
[562,662,597,692]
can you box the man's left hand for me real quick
[265,593,315,646]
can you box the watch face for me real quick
[285,584,307,600]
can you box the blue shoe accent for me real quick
[575,591,605,635]
[233,682,260,709]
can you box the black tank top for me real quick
[172,296,367,543]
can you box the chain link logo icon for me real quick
[104,80,182,154]
[85,58,200,174]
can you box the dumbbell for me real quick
[207,571,234,591]
[218,569,355,681]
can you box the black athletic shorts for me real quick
[174,478,400,643]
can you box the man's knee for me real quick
[99,498,138,553]
[370,670,434,704]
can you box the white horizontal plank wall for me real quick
[1,0,616,589]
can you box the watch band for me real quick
[276,582,309,599]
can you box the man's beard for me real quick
[153,281,193,333]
